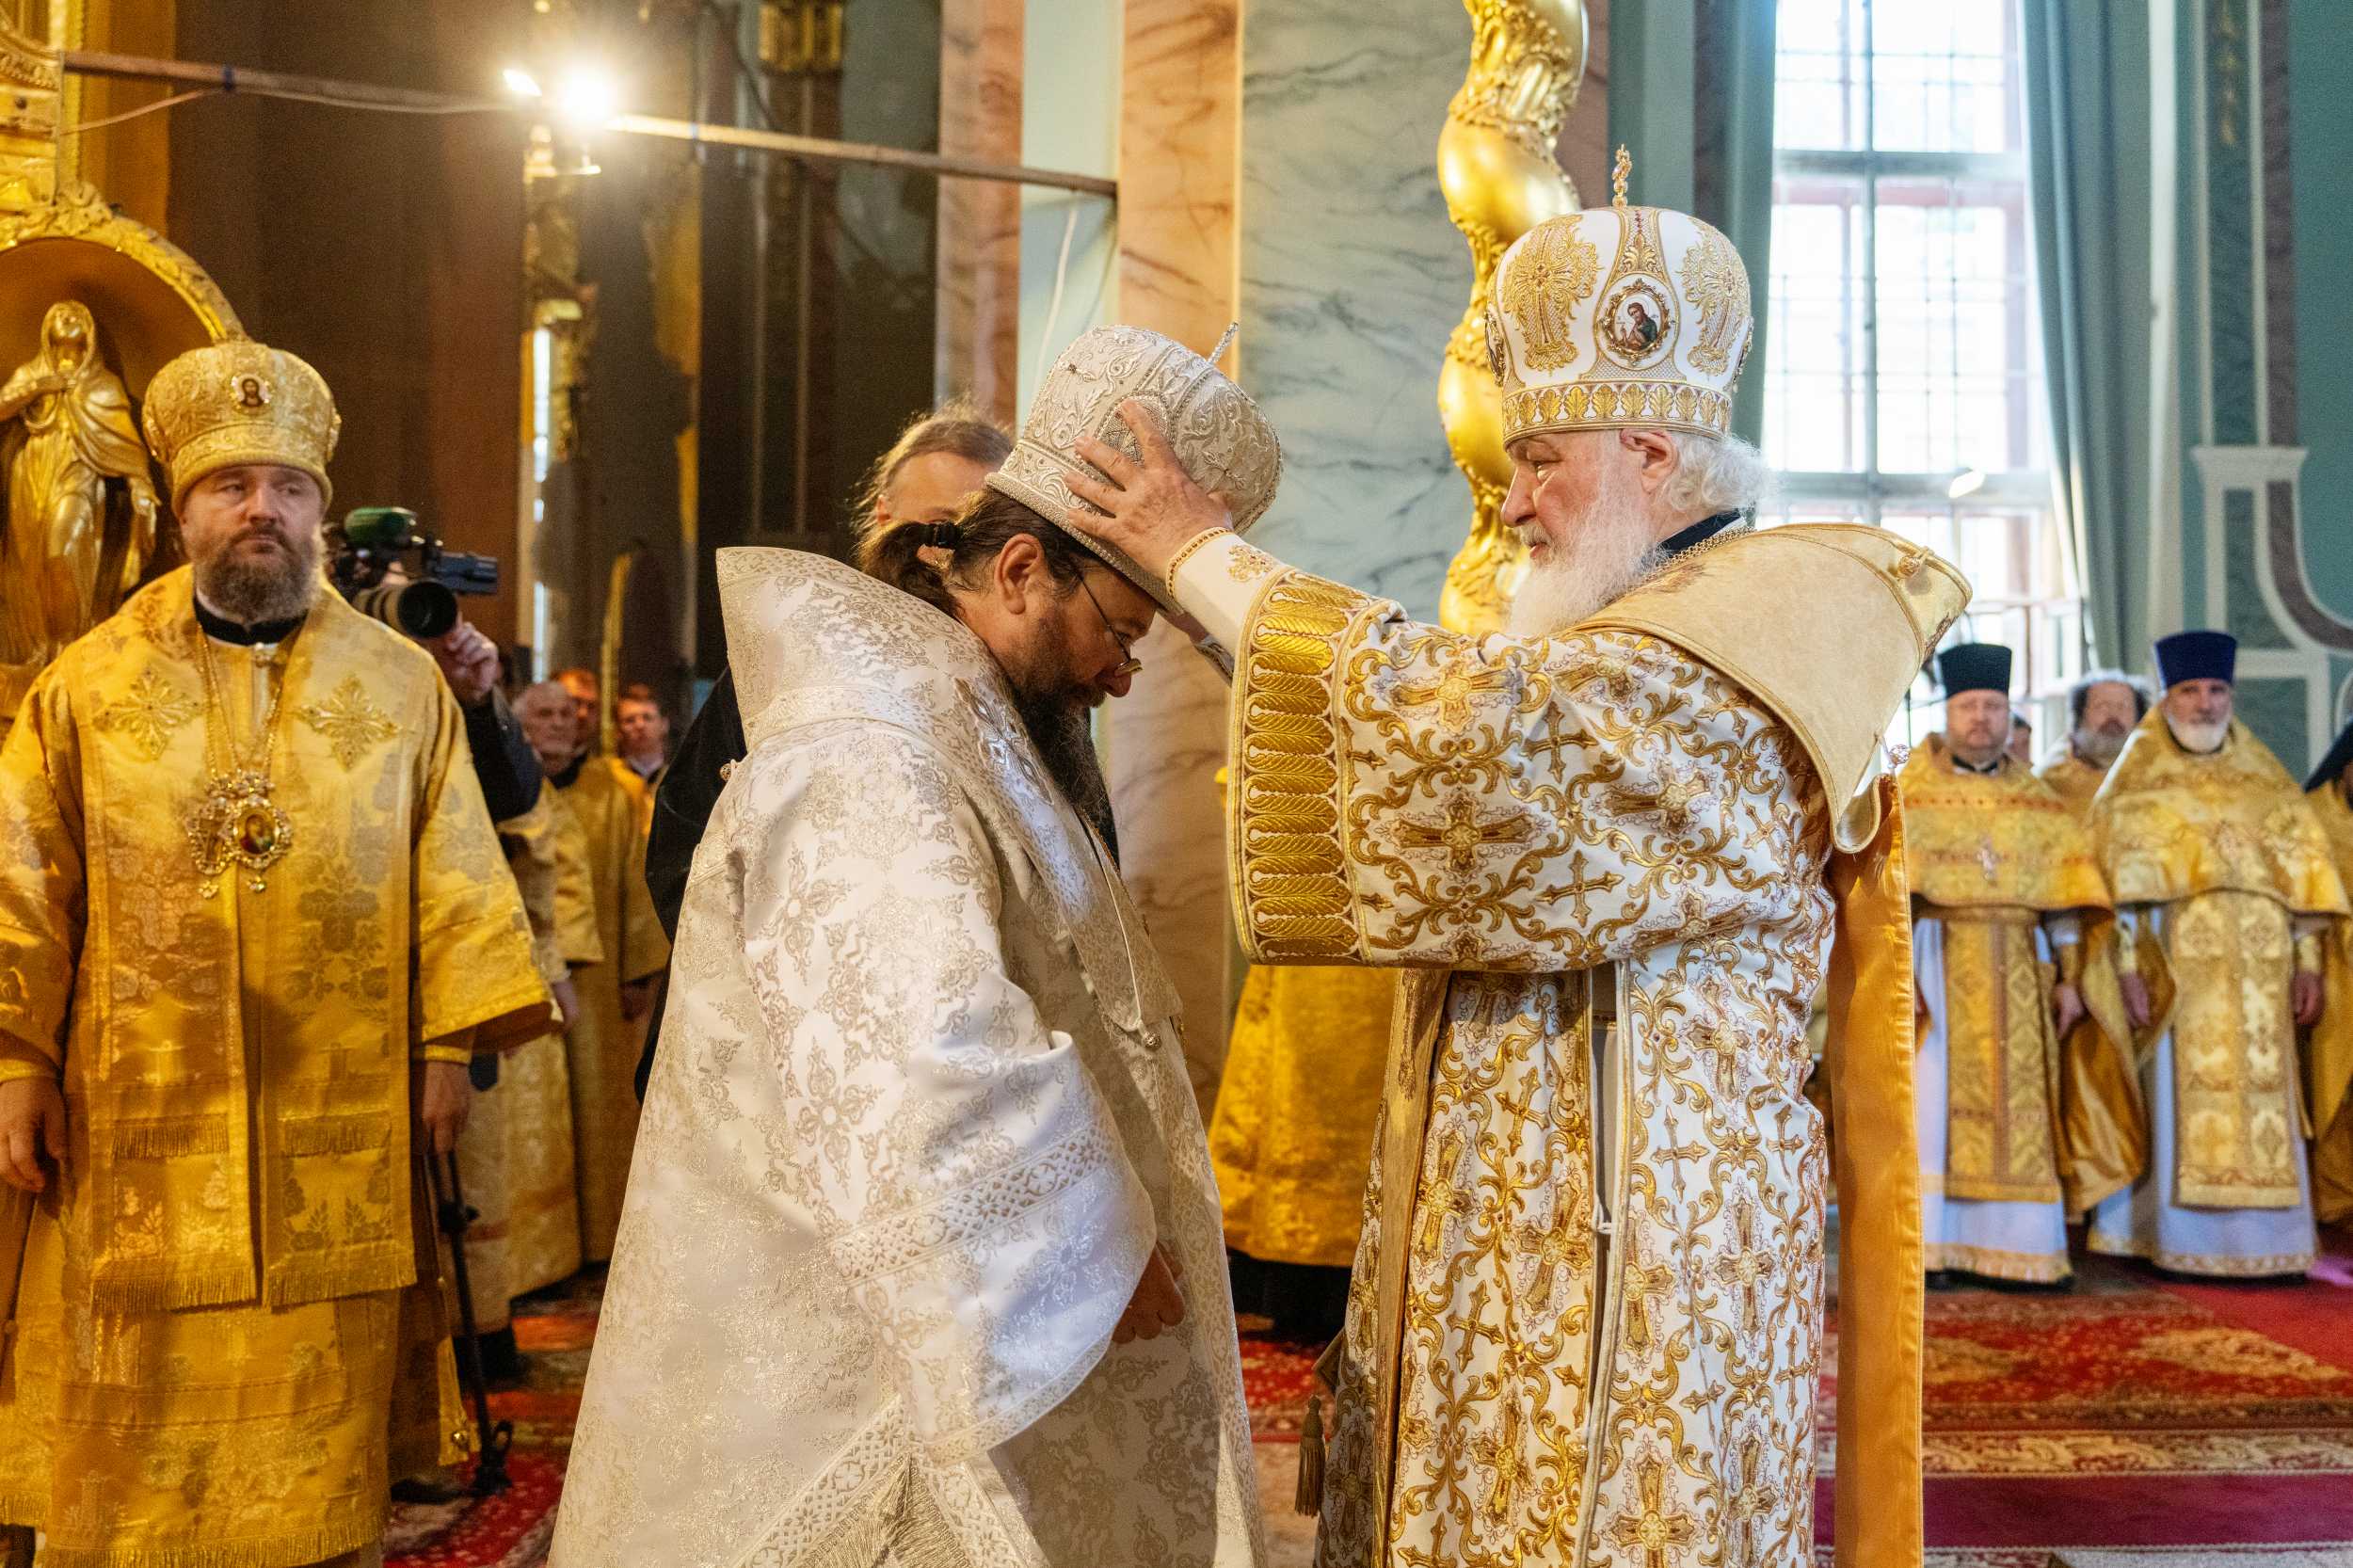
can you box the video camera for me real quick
[326,506,500,640]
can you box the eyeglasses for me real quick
[1078,573,1144,677]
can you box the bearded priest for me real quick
[1065,163,1965,1568]
[0,340,551,1568]
[1902,643,2129,1286]
[2086,632,2353,1275]
[552,327,1274,1568]
[2037,669,2151,816]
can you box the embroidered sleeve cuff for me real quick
[1170,529,1288,653]
[2296,932,2325,975]
[0,1035,56,1082]
[416,1027,475,1066]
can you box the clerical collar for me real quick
[1659,510,1745,558]
[551,755,585,789]
[1950,750,2004,776]
[193,596,306,648]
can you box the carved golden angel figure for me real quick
[0,300,162,664]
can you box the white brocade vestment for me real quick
[550,551,1263,1568]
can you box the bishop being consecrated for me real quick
[1066,169,1966,1568]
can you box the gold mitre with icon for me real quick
[1483,148,1753,443]
[142,340,341,509]
[987,323,1282,616]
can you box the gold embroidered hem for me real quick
[1924,1240,2072,1283]
[1210,964,1391,1268]
[0,1208,403,1568]
[2082,1229,2315,1277]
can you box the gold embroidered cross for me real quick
[297,676,398,768]
[1470,1397,1525,1524]
[1721,1432,1776,1568]
[93,667,198,760]
[1513,1215,1594,1311]
[1558,849,1623,923]
[1394,660,1516,728]
[1414,1127,1475,1257]
[1604,1452,1700,1568]
[1707,1191,1772,1337]
[1698,1019,1743,1097]
[1395,792,1534,873]
[1620,1241,1677,1359]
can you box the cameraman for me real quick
[420,613,542,822]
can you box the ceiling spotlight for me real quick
[501,66,543,100]
[1946,467,1986,500]
[552,67,621,130]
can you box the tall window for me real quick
[1762,0,2080,746]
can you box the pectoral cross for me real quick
[1604,1452,1700,1568]
[1394,792,1535,873]
[1977,834,2001,885]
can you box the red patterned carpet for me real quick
[389,1240,2353,1566]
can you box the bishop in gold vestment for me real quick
[1064,188,1962,1568]
[0,341,550,1568]
[2087,632,2352,1276]
[1901,645,2126,1285]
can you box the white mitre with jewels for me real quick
[1483,148,1753,441]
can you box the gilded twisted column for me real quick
[1436,0,1586,633]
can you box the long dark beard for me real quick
[193,531,321,626]
[1016,691,1120,862]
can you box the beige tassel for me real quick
[1294,1392,1327,1516]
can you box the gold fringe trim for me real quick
[1233,574,1362,963]
[7,1511,376,1568]
[279,1114,391,1157]
[89,1256,255,1314]
[110,1119,230,1160]
[800,1462,978,1568]
[266,1245,412,1308]
[1294,1391,1326,1516]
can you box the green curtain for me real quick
[1694,0,1779,447]
[1611,0,1778,448]
[2023,0,2154,668]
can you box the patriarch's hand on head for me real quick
[1065,401,1234,584]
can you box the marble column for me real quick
[936,0,1023,422]
[1103,0,1245,1120]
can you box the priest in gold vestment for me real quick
[0,341,550,1568]
[2087,632,2353,1275]
[1068,188,1962,1568]
[517,680,666,1261]
[1902,644,2126,1285]
[2303,717,2353,1226]
[2036,669,2149,816]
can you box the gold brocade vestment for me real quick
[0,570,550,1568]
[2305,781,2353,1224]
[1212,965,1393,1268]
[1179,525,1962,1568]
[556,757,666,1261]
[1897,739,2136,1224]
[2090,714,2349,1216]
[2035,749,2109,817]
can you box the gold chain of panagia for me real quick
[194,629,288,778]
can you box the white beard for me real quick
[1505,511,1663,637]
[2164,713,2230,754]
